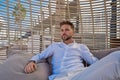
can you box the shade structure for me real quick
[0,0,120,62]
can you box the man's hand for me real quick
[24,61,37,74]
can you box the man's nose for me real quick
[62,31,66,34]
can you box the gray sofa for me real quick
[0,47,120,80]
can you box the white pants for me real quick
[54,68,86,80]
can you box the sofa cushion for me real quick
[91,47,120,59]
[0,53,51,80]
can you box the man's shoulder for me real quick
[75,43,88,49]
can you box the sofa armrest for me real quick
[0,53,51,80]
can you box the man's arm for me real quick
[80,44,98,65]
[30,43,55,63]
[24,43,55,73]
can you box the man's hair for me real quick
[60,21,74,30]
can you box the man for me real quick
[24,21,99,80]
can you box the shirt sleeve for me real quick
[80,44,98,65]
[30,43,55,63]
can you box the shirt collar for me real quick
[60,40,76,47]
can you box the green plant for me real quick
[12,3,26,24]
[12,3,26,40]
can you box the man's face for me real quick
[60,24,74,41]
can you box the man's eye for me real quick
[61,30,63,32]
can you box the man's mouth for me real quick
[62,35,67,38]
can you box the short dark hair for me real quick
[60,21,74,30]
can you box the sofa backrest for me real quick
[91,47,120,59]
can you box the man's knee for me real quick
[107,51,120,61]
[109,51,120,57]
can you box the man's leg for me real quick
[71,51,120,80]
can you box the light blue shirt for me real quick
[30,41,98,80]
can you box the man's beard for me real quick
[62,35,72,41]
